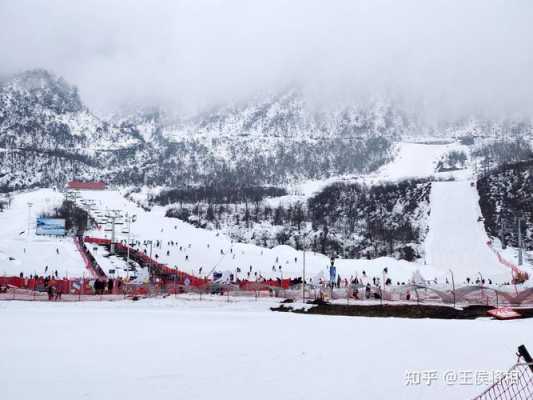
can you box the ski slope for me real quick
[77,190,438,283]
[425,179,512,283]
[0,140,518,284]
[294,141,460,197]
[0,189,85,278]
[372,141,452,181]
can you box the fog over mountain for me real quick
[1,0,533,121]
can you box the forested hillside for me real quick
[165,179,431,261]
[477,159,533,251]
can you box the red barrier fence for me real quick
[0,276,83,294]
[239,279,291,290]
[73,236,100,278]
[83,237,110,246]
[3,274,533,307]
[486,240,529,283]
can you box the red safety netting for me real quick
[486,241,529,283]
[0,276,86,294]
[239,279,291,290]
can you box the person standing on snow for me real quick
[329,258,337,288]
[47,285,55,301]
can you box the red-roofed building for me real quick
[67,180,107,190]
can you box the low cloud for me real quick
[1,0,532,120]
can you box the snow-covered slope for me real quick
[425,178,513,282]
[1,138,518,285]
[149,143,529,284]
[372,142,452,181]
[77,189,439,283]
[292,141,459,197]
[0,189,85,277]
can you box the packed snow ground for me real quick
[1,297,530,400]
[0,189,85,278]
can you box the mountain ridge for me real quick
[1,69,532,192]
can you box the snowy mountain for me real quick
[151,89,413,140]
[2,69,531,193]
[0,70,411,190]
[441,116,533,141]
[0,70,145,190]
[110,89,427,187]
[0,69,142,153]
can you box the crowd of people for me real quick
[92,277,122,294]
[5,271,125,299]
[98,237,518,293]
[6,232,512,303]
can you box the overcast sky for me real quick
[1,0,532,120]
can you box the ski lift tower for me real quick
[26,202,33,240]
[125,213,137,263]
[106,209,122,254]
